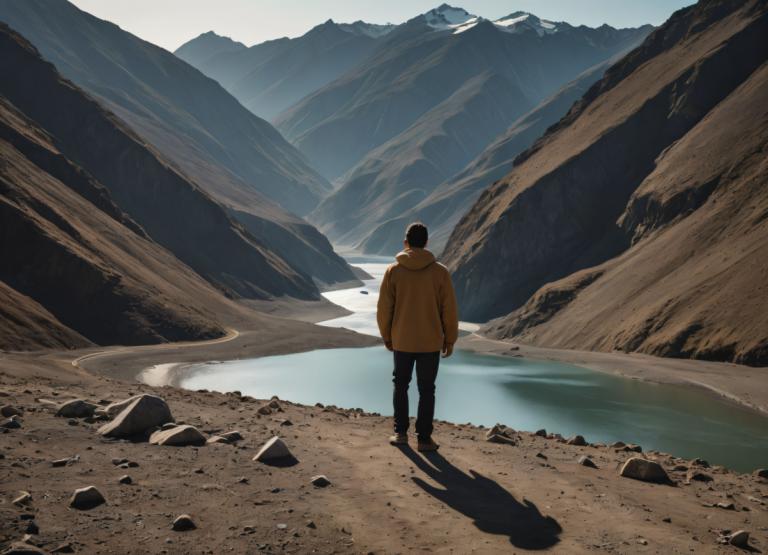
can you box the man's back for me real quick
[377,248,458,353]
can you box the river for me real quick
[179,256,768,472]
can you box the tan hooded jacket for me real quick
[376,248,459,353]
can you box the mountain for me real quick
[296,6,652,247]
[174,30,246,66]
[0,0,361,290]
[175,20,394,120]
[443,0,768,366]
[0,24,256,348]
[359,55,624,255]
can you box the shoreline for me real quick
[457,333,768,418]
[128,327,768,424]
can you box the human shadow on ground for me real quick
[397,446,562,550]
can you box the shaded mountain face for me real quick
[0,26,255,348]
[443,0,768,366]
[0,20,321,325]
[0,0,361,290]
[358,55,627,255]
[174,30,246,66]
[177,21,394,120]
[0,0,330,219]
[298,8,651,248]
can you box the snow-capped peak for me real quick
[423,4,480,31]
[493,12,561,36]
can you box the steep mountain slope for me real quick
[292,8,651,247]
[0,22,318,308]
[0,32,238,348]
[177,21,394,120]
[443,0,768,365]
[0,0,329,217]
[0,0,361,289]
[278,7,651,183]
[358,55,627,255]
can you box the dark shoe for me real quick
[389,433,408,445]
[417,438,439,452]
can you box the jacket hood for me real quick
[395,248,436,271]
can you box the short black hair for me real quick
[405,222,428,248]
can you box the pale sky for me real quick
[69,0,695,52]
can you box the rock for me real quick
[310,475,331,487]
[25,520,39,534]
[534,429,547,437]
[486,434,516,445]
[1,404,21,417]
[118,475,132,485]
[98,395,172,438]
[716,502,736,510]
[686,470,713,483]
[55,399,97,418]
[172,514,196,531]
[111,457,128,466]
[691,458,710,468]
[755,468,768,479]
[306,520,316,529]
[2,543,48,555]
[252,436,297,465]
[624,443,643,452]
[51,455,79,467]
[578,455,598,468]
[567,435,587,446]
[619,457,670,484]
[535,452,547,460]
[69,486,106,510]
[13,491,32,506]
[610,441,626,448]
[729,530,750,548]
[51,543,74,553]
[160,422,177,431]
[207,430,243,444]
[280,419,293,427]
[149,424,206,446]
[257,405,272,415]
[2,415,21,429]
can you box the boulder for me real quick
[1,404,21,417]
[729,530,750,548]
[310,475,331,487]
[253,436,297,466]
[13,491,32,506]
[487,434,516,445]
[257,405,272,415]
[118,475,132,485]
[55,400,97,418]
[686,470,713,483]
[534,429,547,437]
[268,399,283,412]
[98,395,172,438]
[172,514,196,531]
[578,455,598,469]
[207,431,242,445]
[2,543,48,555]
[69,486,106,510]
[755,468,768,479]
[619,457,670,484]
[149,425,206,447]
[2,415,21,429]
[567,435,587,446]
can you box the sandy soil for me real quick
[1,358,767,554]
[1,304,767,553]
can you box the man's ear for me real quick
[403,239,409,248]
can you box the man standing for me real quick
[376,222,459,451]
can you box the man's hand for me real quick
[385,341,394,352]
[442,342,454,358]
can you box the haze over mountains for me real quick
[279,7,652,250]
[444,0,768,366]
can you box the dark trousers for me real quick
[392,351,440,439]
